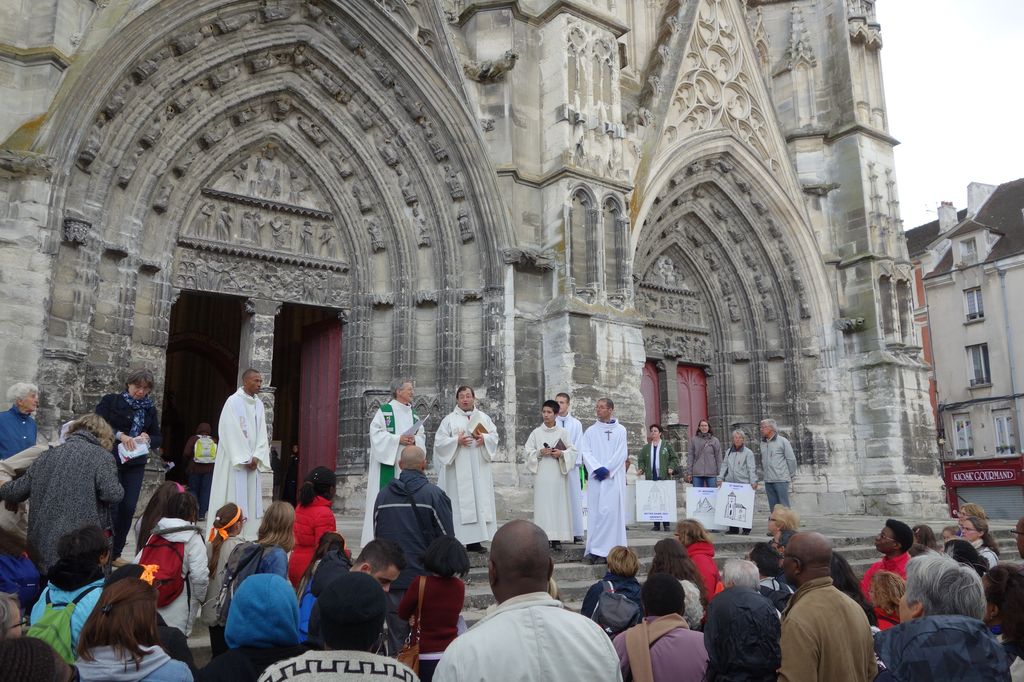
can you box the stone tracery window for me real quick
[569,189,598,290]
[603,197,628,293]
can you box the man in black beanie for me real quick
[0,637,76,682]
[260,572,417,681]
[860,518,914,599]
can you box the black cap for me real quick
[317,571,387,645]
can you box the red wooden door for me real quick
[676,364,708,438]
[298,319,342,480]
[641,360,661,430]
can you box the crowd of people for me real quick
[1,376,1023,681]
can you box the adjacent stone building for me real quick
[0,0,943,516]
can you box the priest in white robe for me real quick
[361,377,426,547]
[433,386,498,551]
[526,399,578,549]
[555,392,585,541]
[580,397,628,564]
[208,369,272,540]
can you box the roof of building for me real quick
[925,177,1024,277]
[905,208,967,259]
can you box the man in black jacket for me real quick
[704,559,781,681]
[372,445,454,653]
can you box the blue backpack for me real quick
[0,553,40,611]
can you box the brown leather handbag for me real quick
[396,577,425,673]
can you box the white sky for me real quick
[876,1,1024,229]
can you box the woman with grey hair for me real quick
[0,383,38,460]
[718,429,758,535]
[95,369,162,561]
[0,415,122,571]
[0,592,23,643]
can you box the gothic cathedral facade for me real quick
[0,0,943,515]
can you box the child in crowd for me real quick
[288,467,337,587]
[28,525,107,660]
[295,532,347,641]
[398,536,470,682]
[201,502,245,658]
[136,481,185,553]
[870,570,905,631]
[136,492,208,637]
[256,501,295,578]
[75,579,192,682]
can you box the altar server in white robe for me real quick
[208,369,272,540]
[526,399,578,550]
[433,385,498,552]
[361,377,426,547]
[555,392,585,541]
[580,397,628,564]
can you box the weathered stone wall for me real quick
[0,0,946,519]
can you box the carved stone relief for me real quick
[172,248,347,307]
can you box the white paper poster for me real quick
[685,486,719,530]
[636,480,678,523]
[713,483,755,529]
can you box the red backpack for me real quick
[138,525,201,607]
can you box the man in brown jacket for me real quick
[778,532,876,682]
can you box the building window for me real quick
[953,414,973,457]
[966,343,991,386]
[964,288,984,321]
[959,238,977,265]
[995,412,1017,455]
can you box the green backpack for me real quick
[26,584,100,663]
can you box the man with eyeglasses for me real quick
[859,519,913,598]
[777,532,875,682]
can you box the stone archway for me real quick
[32,0,516,486]
[632,139,838,465]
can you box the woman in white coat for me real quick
[135,491,208,636]
[718,429,758,536]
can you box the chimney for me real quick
[966,181,997,217]
[937,201,957,232]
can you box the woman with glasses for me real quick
[959,515,1000,569]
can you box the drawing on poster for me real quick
[695,496,714,514]
[642,485,666,515]
[723,491,748,523]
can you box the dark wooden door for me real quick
[641,360,661,430]
[298,319,342,479]
[676,364,708,438]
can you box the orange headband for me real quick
[208,506,242,542]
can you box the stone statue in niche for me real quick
[232,161,249,182]
[392,82,425,122]
[457,206,474,243]
[352,182,374,213]
[376,133,400,167]
[366,216,385,252]
[703,250,720,271]
[300,220,315,255]
[349,99,375,131]
[241,210,262,244]
[270,216,292,248]
[297,116,327,146]
[191,202,216,238]
[289,170,310,204]
[215,205,233,241]
[413,206,430,247]
[761,298,777,320]
[743,250,758,268]
[727,297,741,322]
[329,151,354,179]
[399,172,418,205]
[766,217,782,238]
[754,273,769,295]
[444,165,465,200]
[421,120,449,161]
[319,223,336,258]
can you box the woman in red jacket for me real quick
[287,466,337,587]
[675,519,721,600]
[398,536,470,682]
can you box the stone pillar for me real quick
[239,298,281,507]
[661,357,680,426]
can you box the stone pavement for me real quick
[178,511,1019,667]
